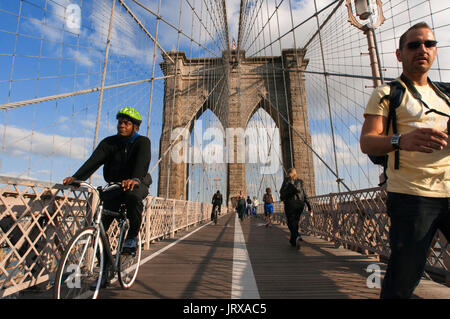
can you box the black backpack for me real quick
[368,75,450,185]
[280,178,305,202]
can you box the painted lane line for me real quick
[231,216,260,299]
[110,220,213,285]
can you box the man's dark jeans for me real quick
[211,204,221,220]
[380,192,450,299]
[101,183,148,239]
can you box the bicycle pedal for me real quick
[121,249,136,256]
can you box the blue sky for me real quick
[1,0,448,198]
[0,0,283,201]
[0,0,168,194]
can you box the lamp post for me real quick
[213,177,221,192]
[346,0,385,87]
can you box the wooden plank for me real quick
[241,217,449,299]
[17,213,449,299]
[99,213,235,299]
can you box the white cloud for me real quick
[0,124,89,160]
[66,48,95,67]
[349,123,361,135]
[81,118,96,130]
[22,0,155,69]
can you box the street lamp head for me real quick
[346,0,385,31]
[355,0,370,20]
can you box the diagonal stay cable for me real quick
[240,0,264,51]
[117,0,174,63]
[242,0,283,53]
[263,97,351,192]
[0,75,173,110]
[248,0,341,57]
[186,0,225,51]
[130,0,221,58]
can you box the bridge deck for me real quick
[20,212,449,299]
[102,212,449,299]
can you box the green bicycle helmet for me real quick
[116,107,142,125]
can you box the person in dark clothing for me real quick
[236,191,246,221]
[63,107,151,253]
[211,190,223,220]
[280,168,312,249]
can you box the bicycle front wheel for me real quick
[118,232,142,289]
[53,227,104,299]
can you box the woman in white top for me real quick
[251,196,258,217]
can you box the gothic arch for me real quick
[158,49,315,201]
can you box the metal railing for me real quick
[0,176,223,298]
[2,176,448,297]
[269,187,449,284]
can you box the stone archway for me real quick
[158,49,315,201]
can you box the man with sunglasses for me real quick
[360,22,449,299]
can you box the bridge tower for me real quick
[158,49,315,202]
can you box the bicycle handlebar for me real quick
[102,183,122,192]
[68,180,122,193]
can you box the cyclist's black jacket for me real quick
[212,193,223,205]
[73,133,151,185]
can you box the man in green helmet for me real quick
[63,107,151,287]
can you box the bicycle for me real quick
[212,206,219,225]
[54,181,142,299]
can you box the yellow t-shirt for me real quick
[364,78,450,197]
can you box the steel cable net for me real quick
[303,0,450,194]
[236,1,448,282]
[237,0,450,195]
[0,0,449,296]
[0,0,229,297]
[0,0,449,198]
[0,0,230,202]
[0,0,160,185]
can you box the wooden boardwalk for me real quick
[98,212,449,299]
[19,212,449,299]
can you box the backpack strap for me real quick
[429,81,450,108]
[388,81,404,170]
[379,80,404,171]
[401,74,450,113]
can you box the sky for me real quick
[0,0,448,200]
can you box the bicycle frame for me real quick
[213,206,219,224]
[76,182,129,276]
[55,181,142,299]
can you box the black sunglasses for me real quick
[406,40,438,50]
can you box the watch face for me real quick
[391,134,400,148]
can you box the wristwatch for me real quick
[391,133,401,150]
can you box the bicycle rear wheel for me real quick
[214,209,218,225]
[53,227,104,299]
[118,232,142,289]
